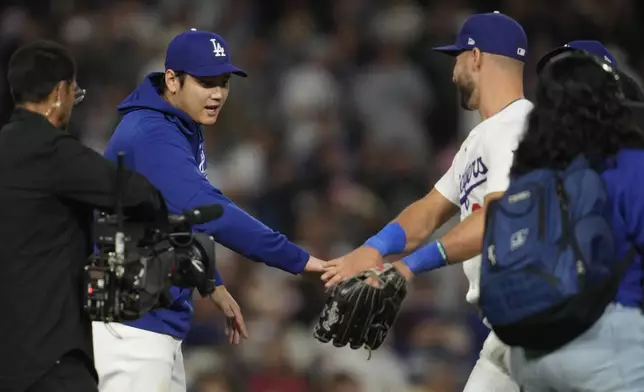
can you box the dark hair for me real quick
[7,40,76,104]
[621,71,644,102]
[511,52,644,176]
[622,73,644,130]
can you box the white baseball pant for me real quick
[463,331,521,392]
[92,322,186,392]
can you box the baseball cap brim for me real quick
[185,63,247,78]
[432,45,465,56]
[536,46,573,74]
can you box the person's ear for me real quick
[471,48,483,72]
[52,81,66,107]
[165,70,181,94]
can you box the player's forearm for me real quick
[196,194,310,274]
[393,198,445,251]
[401,192,503,275]
[401,208,485,274]
[440,207,485,262]
[364,189,458,257]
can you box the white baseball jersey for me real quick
[435,99,533,305]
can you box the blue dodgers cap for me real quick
[536,40,616,73]
[165,29,247,78]
[433,12,528,62]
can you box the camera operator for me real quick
[0,41,168,392]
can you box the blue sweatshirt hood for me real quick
[117,72,200,137]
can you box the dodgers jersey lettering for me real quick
[435,99,534,305]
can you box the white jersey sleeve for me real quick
[434,157,460,206]
[482,119,525,194]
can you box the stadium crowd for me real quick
[1,0,643,391]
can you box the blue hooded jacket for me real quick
[602,149,644,307]
[104,73,310,338]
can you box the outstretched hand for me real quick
[321,246,384,288]
[304,256,326,273]
[210,286,248,344]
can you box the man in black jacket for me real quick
[0,41,167,392]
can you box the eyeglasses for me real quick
[74,85,86,106]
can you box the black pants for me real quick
[26,352,97,392]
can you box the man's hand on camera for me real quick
[210,286,248,344]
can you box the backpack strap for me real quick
[555,177,587,289]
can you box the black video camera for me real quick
[83,153,223,322]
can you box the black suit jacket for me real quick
[0,108,165,391]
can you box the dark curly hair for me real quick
[511,52,644,176]
[622,72,644,128]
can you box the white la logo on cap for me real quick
[468,38,475,45]
[517,48,526,56]
[210,38,226,57]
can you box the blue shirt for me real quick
[104,73,310,338]
[601,149,644,307]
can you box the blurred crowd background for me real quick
[1,0,643,391]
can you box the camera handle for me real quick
[113,152,126,278]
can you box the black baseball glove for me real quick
[313,263,407,354]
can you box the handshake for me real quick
[310,247,413,355]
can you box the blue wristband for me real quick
[402,240,448,274]
[364,222,407,256]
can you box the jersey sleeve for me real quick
[434,157,460,206]
[130,121,310,275]
[482,120,525,194]
[622,164,644,253]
